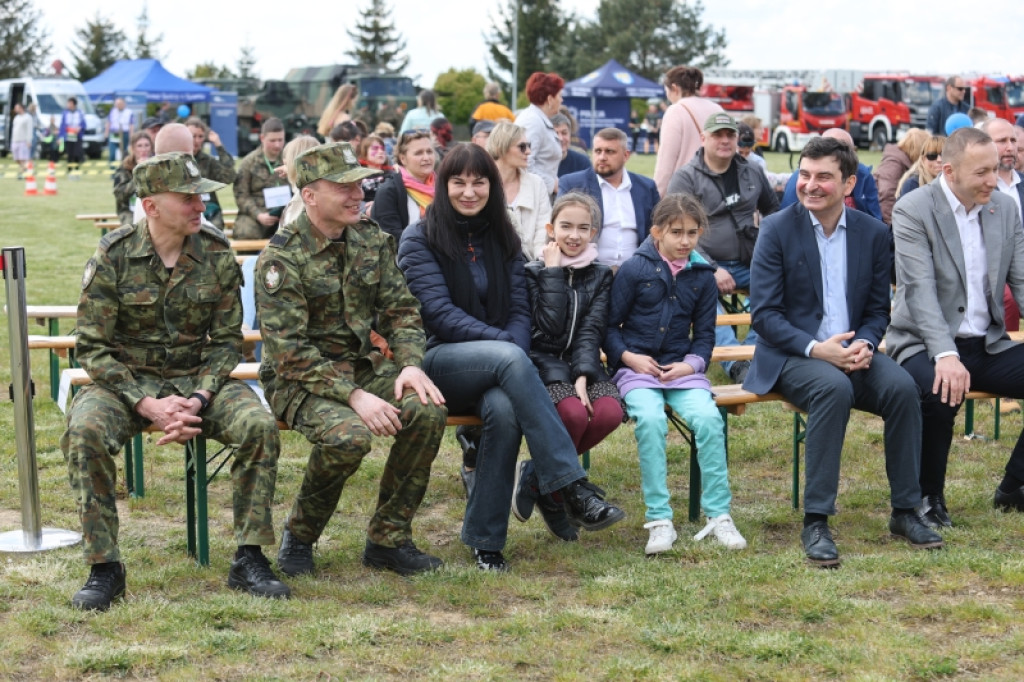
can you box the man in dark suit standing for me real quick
[744,137,943,567]
[888,127,1024,526]
[558,127,660,270]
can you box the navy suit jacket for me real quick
[743,202,892,394]
[557,168,661,242]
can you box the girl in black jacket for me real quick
[513,192,625,533]
[525,192,624,452]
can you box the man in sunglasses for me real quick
[927,76,970,135]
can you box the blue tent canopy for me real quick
[562,59,664,148]
[563,59,664,99]
[84,59,214,103]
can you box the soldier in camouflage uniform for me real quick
[186,117,237,230]
[257,142,448,578]
[233,117,289,240]
[62,152,290,611]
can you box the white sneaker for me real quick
[643,520,677,555]
[693,513,747,550]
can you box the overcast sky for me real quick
[38,0,1024,87]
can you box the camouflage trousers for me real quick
[285,369,447,548]
[60,380,280,564]
[232,213,276,240]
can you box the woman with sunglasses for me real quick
[357,134,393,203]
[372,129,436,242]
[487,121,552,260]
[895,135,945,199]
[397,144,626,572]
[514,72,565,197]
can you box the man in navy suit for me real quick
[558,127,660,269]
[744,137,943,567]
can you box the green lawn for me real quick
[0,157,1022,681]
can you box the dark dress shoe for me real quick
[994,484,1024,512]
[889,512,944,549]
[561,478,626,531]
[801,521,840,568]
[916,494,953,529]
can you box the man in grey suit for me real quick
[745,137,943,567]
[889,127,1024,526]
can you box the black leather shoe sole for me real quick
[890,533,944,550]
[569,505,626,531]
[805,555,841,569]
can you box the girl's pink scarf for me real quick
[559,243,598,269]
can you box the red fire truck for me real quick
[970,75,1024,123]
[847,74,913,149]
[700,82,755,113]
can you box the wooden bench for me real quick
[229,239,269,253]
[77,211,238,236]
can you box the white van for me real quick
[1,77,104,159]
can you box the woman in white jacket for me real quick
[487,121,552,260]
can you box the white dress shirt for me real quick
[940,175,990,339]
[596,173,638,267]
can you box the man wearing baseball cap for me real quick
[64,152,290,610]
[667,111,779,383]
[256,142,448,578]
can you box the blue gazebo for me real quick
[84,59,214,103]
[562,59,664,148]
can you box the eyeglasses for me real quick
[925,152,940,161]
[953,86,968,92]
[400,129,430,140]
[516,142,531,153]
[737,138,755,148]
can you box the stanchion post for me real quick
[0,247,80,553]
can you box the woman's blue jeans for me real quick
[423,340,587,551]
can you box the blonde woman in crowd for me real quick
[895,135,945,199]
[317,84,357,138]
[487,121,552,260]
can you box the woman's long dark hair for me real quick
[423,143,521,262]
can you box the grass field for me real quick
[1,152,1023,681]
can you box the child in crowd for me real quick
[513,193,625,540]
[605,194,747,555]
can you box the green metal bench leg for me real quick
[48,317,60,401]
[185,436,211,566]
[688,436,700,523]
[123,434,145,497]
[582,450,590,471]
[995,399,1001,440]
[792,413,806,509]
[186,442,196,560]
[964,398,976,437]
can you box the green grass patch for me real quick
[0,155,1022,680]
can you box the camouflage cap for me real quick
[295,142,383,189]
[133,151,228,198]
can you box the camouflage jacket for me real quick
[76,220,244,410]
[256,210,426,419]
[195,145,237,211]
[233,145,286,220]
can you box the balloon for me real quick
[177,104,191,119]
[944,112,972,136]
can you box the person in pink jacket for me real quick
[653,66,723,196]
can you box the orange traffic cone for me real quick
[43,161,58,195]
[23,162,38,196]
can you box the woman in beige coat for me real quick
[488,121,552,260]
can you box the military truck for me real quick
[231,64,418,156]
